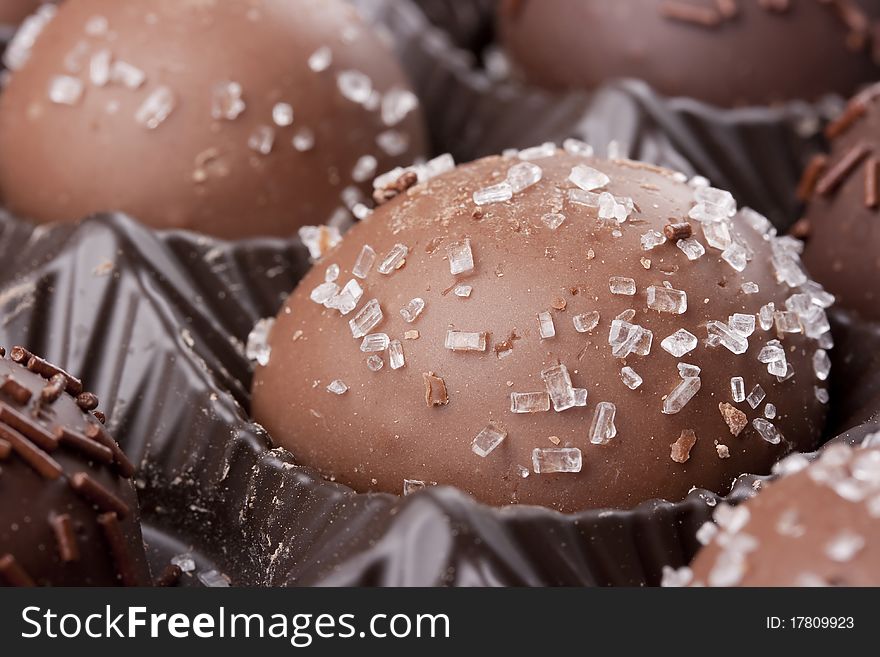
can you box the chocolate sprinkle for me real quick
[56,427,115,465]
[796,154,828,202]
[0,402,58,451]
[816,142,872,196]
[0,423,63,480]
[1,377,33,405]
[76,392,100,411]
[25,355,83,396]
[0,554,35,587]
[49,514,80,563]
[664,222,693,240]
[40,373,67,404]
[84,423,136,478]
[97,512,138,586]
[71,472,130,518]
[0,437,10,460]
[865,156,879,208]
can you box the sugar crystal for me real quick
[815,387,829,404]
[620,367,642,390]
[198,570,230,588]
[517,142,556,160]
[377,243,408,274]
[774,311,802,334]
[757,340,785,364]
[661,566,694,588]
[447,239,474,275]
[211,81,245,120]
[538,311,555,338]
[746,385,766,409]
[388,340,405,370]
[352,244,376,279]
[445,331,487,352]
[310,281,338,304]
[573,311,600,333]
[729,313,756,337]
[589,402,617,445]
[641,229,666,251]
[752,418,782,444]
[360,333,389,353]
[298,225,341,260]
[660,329,697,357]
[325,279,363,315]
[453,285,472,298]
[707,321,748,355]
[662,377,701,415]
[473,182,512,205]
[568,164,610,191]
[170,554,196,573]
[337,70,372,104]
[541,212,566,230]
[676,238,705,260]
[352,155,377,183]
[813,349,831,380]
[349,299,383,338]
[472,424,507,458]
[702,220,733,250]
[381,87,418,126]
[248,125,275,155]
[562,138,594,157]
[400,298,425,323]
[721,242,749,272]
[135,86,175,129]
[609,276,636,295]
[541,364,577,412]
[510,391,551,413]
[647,285,687,314]
[292,127,315,151]
[48,75,84,106]
[532,447,582,474]
[245,318,274,366]
[327,380,348,395]
[730,376,745,403]
[759,303,775,330]
[366,354,384,372]
[403,479,425,496]
[110,61,145,89]
[308,46,332,72]
[507,162,543,193]
[764,403,776,419]
[89,49,111,86]
[677,363,701,378]
[741,282,760,294]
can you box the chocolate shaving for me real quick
[70,472,130,518]
[0,402,59,451]
[551,297,567,311]
[50,514,80,563]
[659,1,722,27]
[0,554,35,587]
[85,423,136,478]
[719,402,748,437]
[1,377,32,405]
[816,142,872,196]
[664,222,692,240]
[0,423,63,479]
[796,154,828,202]
[865,156,879,208]
[57,427,114,465]
[97,512,138,586]
[423,372,449,407]
[670,429,698,464]
[40,374,67,404]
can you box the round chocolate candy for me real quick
[683,443,880,587]
[0,346,151,586]
[801,83,880,321]
[497,0,880,107]
[252,147,831,512]
[0,0,426,238]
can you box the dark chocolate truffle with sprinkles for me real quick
[251,145,831,513]
[497,0,880,107]
[0,0,426,239]
[673,442,880,587]
[0,346,151,586]
[801,82,880,321]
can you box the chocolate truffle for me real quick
[801,83,880,321]
[251,146,832,512]
[682,442,880,587]
[0,346,151,586]
[497,0,880,107]
[0,0,426,239]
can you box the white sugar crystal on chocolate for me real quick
[640,229,666,251]
[538,311,556,339]
[248,125,275,155]
[48,75,84,106]
[589,402,617,445]
[473,181,513,205]
[597,191,632,223]
[729,313,756,337]
[676,237,705,260]
[4,4,56,71]
[510,391,551,413]
[691,186,737,221]
[568,188,600,208]
[402,479,425,496]
[647,285,687,314]
[271,102,294,127]
[299,225,342,260]
[799,280,835,308]
[812,349,831,381]
[731,376,746,403]
[609,320,653,358]
[447,239,475,275]
[541,212,566,229]
[757,340,785,364]
[615,309,636,322]
[310,281,339,304]
[677,363,701,378]
[620,367,643,390]
[198,570,231,588]
[825,531,865,562]
[472,424,507,458]
[170,554,196,573]
[507,162,543,193]
[702,220,733,250]
[609,276,636,296]
[325,279,363,315]
[135,86,176,129]
[366,354,384,372]
[696,521,719,546]
[541,364,578,412]
[337,70,372,104]
[445,331,487,352]
[400,298,425,323]
[815,387,829,404]
[758,303,775,330]
[764,403,777,420]
[573,311,600,333]
[89,49,111,86]
[660,565,694,588]
[453,285,472,298]
[352,155,378,183]
[349,299,383,338]
[562,138,594,157]
[381,87,418,127]
[325,264,340,283]
[707,321,749,355]
[327,379,349,395]
[110,61,146,89]
[776,362,796,382]
[752,418,781,444]
[569,164,610,191]
[246,318,274,366]
[210,81,245,120]
[518,142,556,160]
[532,447,582,474]
[774,311,802,334]
[662,377,701,415]
[360,333,389,353]
[573,388,588,407]
[799,306,830,339]
[721,242,749,272]
[741,207,776,238]
[661,329,697,357]
[352,244,376,279]
[376,130,408,156]
[742,282,760,294]
[308,45,332,72]
[291,127,315,152]
[746,384,766,409]
[377,243,408,274]
[388,340,405,370]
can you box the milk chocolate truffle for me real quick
[801,83,880,321]
[0,346,151,586]
[681,443,880,587]
[251,145,833,512]
[0,0,426,238]
[498,0,880,107]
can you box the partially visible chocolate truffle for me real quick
[252,147,831,513]
[0,0,426,238]
[801,83,880,321]
[0,346,151,586]
[498,0,880,107]
[683,443,880,587]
